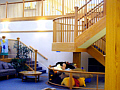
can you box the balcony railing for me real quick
[0,0,104,19]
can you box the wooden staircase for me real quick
[52,0,106,66]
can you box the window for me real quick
[24,2,36,10]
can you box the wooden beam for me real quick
[105,0,120,90]
[73,52,81,68]
[1,30,53,33]
[0,15,75,22]
[52,42,87,52]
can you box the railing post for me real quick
[53,20,56,42]
[69,69,73,89]
[23,0,24,17]
[17,37,20,58]
[74,6,78,41]
[62,0,64,15]
[6,1,8,18]
[103,0,106,15]
[34,49,37,71]
[41,0,43,16]
[84,0,87,30]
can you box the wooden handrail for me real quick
[48,67,105,75]
[29,46,48,60]
[0,0,43,5]
[78,1,104,21]
[77,0,92,11]
[19,41,33,51]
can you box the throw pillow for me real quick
[2,62,9,69]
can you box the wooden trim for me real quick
[52,42,87,52]
[0,58,13,62]
[0,15,74,22]
[1,30,53,33]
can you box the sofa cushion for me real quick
[2,62,9,69]
[0,69,8,73]
[8,63,14,69]
[0,62,3,69]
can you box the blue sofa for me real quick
[0,61,16,79]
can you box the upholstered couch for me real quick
[0,61,16,79]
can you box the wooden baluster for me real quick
[41,0,44,16]
[84,0,87,30]
[82,21,84,32]
[23,0,24,17]
[34,49,37,71]
[63,18,64,42]
[53,20,56,42]
[6,1,8,18]
[96,75,99,90]
[74,6,78,41]
[61,19,62,42]
[69,69,73,89]
[67,17,68,42]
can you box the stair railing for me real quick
[17,37,37,71]
[29,46,48,60]
[0,0,99,19]
[53,15,75,42]
[74,0,106,39]
[93,35,106,55]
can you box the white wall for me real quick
[81,52,93,71]
[0,20,93,72]
[0,20,73,73]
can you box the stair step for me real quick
[28,64,39,67]
[36,67,42,70]
[26,61,38,64]
[38,70,46,74]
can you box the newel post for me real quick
[34,49,37,71]
[74,6,78,41]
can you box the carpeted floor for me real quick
[0,73,104,90]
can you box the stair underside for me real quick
[87,46,105,66]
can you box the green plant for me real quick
[10,58,28,73]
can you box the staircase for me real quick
[52,0,106,66]
[16,38,47,74]
[26,60,46,74]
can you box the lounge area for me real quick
[0,0,120,89]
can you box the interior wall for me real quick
[0,20,93,72]
[0,21,73,73]
[81,52,93,71]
